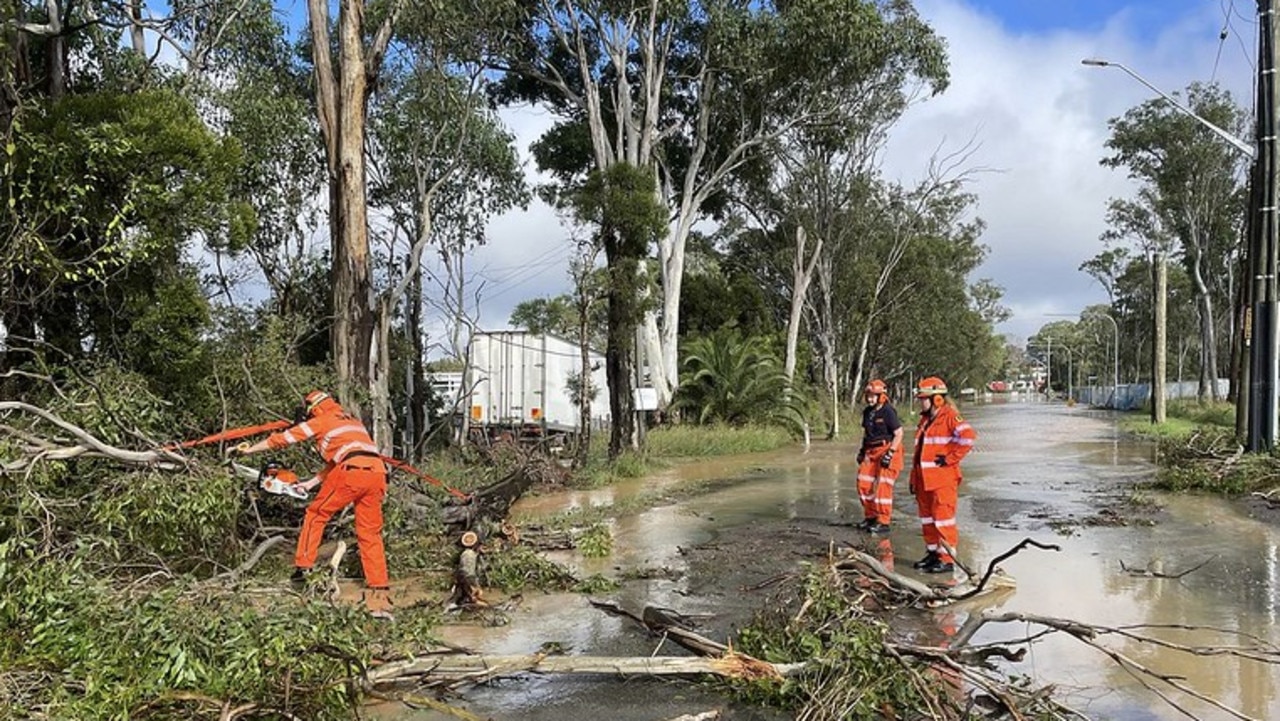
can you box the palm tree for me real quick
[673,330,805,430]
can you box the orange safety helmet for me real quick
[864,379,888,404]
[915,376,949,398]
[295,390,338,423]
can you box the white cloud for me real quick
[881,0,1252,342]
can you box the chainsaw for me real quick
[257,461,310,500]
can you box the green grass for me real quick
[643,424,795,457]
[1119,400,1235,440]
[566,424,795,489]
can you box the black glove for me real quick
[880,449,894,468]
[857,449,866,464]
[934,454,947,467]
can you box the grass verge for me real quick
[1119,400,1234,440]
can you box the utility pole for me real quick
[1248,0,1279,451]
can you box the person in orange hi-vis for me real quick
[908,377,976,575]
[854,379,904,535]
[234,390,393,619]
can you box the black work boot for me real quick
[290,567,309,588]
[912,551,939,570]
[922,558,955,574]
[868,521,891,535]
[855,518,875,531]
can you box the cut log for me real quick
[364,653,805,687]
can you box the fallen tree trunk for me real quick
[364,652,805,687]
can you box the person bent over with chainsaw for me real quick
[855,379,903,535]
[908,377,976,575]
[234,391,393,619]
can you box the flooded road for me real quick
[400,400,1280,720]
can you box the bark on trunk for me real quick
[364,653,805,686]
[784,226,820,382]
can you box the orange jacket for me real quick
[266,406,384,476]
[910,402,976,491]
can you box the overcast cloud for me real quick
[424,0,1257,348]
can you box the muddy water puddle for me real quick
[397,402,1280,720]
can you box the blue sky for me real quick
[967,0,1218,33]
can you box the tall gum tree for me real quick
[306,0,401,424]
[493,0,946,407]
[1101,82,1247,404]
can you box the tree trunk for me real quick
[606,240,637,460]
[784,226,821,382]
[406,270,427,461]
[370,298,394,452]
[307,0,391,420]
[577,307,593,468]
[1189,247,1219,402]
[127,0,146,56]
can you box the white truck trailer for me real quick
[464,330,610,438]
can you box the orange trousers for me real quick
[857,456,898,524]
[295,463,389,588]
[915,482,959,563]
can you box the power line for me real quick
[1213,0,1234,81]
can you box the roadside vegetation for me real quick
[1114,400,1280,496]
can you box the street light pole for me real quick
[1092,312,1120,410]
[1045,312,1118,408]
[1080,59,1256,159]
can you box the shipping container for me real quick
[464,330,610,437]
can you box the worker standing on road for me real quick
[855,379,904,535]
[908,377,976,574]
[234,390,394,619]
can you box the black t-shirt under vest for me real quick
[861,403,901,448]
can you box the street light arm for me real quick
[1081,59,1257,159]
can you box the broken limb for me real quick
[949,611,1280,721]
[588,600,728,658]
[947,537,1060,600]
[1119,555,1216,579]
[363,652,806,689]
[0,401,187,472]
[209,535,288,584]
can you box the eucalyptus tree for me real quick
[302,0,402,414]
[853,178,997,393]
[366,7,527,452]
[568,163,667,458]
[492,0,946,407]
[1100,82,1248,402]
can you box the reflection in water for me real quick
[408,402,1279,720]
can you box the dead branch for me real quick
[589,600,727,657]
[951,611,1280,721]
[209,536,287,584]
[949,537,1060,600]
[1119,556,1216,579]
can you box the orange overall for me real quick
[858,442,903,525]
[909,401,976,564]
[267,402,389,589]
[857,393,903,526]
